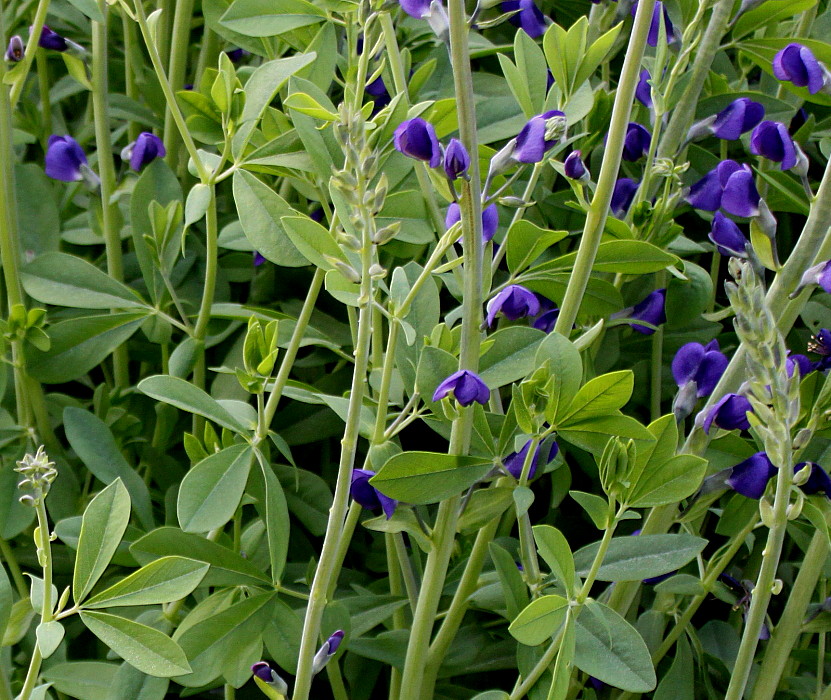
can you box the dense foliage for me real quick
[2,0,831,699]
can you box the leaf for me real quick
[280,215,348,270]
[533,525,575,594]
[21,253,147,309]
[535,332,582,420]
[219,0,327,37]
[573,534,707,582]
[506,220,569,275]
[627,454,707,508]
[489,543,529,620]
[253,458,290,582]
[178,445,253,533]
[42,662,119,700]
[732,0,815,40]
[558,414,654,454]
[572,22,623,89]
[534,240,678,275]
[84,557,209,609]
[138,375,249,433]
[559,371,634,424]
[573,600,656,692]
[478,326,546,388]
[231,171,307,267]
[283,92,339,120]
[130,527,270,587]
[569,491,609,529]
[73,479,132,604]
[654,636,694,700]
[36,620,64,658]
[509,595,569,646]
[80,611,191,677]
[184,183,212,229]
[370,452,493,504]
[66,0,105,22]
[63,408,154,530]
[0,564,9,644]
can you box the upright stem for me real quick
[92,2,129,388]
[748,530,828,700]
[398,2,483,695]
[164,0,195,171]
[9,0,51,108]
[553,0,655,337]
[122,15,141,142]
[35,51,52,143]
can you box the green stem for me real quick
[258,268,325,440]
[393,532,419,612]
[92,2,129,388]
[553,0,655,337]
[164,0,195,171]
[650,269,667,420]
[191,184,218,343]
[35,50,51,143]
[122,14,141,142]
[9,0,51,109]
[724,464,794,699]
[0,538,27,597]
[577,506,617,605]
[748,530,828,700]
[509,619,568,700]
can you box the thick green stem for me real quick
[122,15,141,142]
[164,0,195,171]
[724,464,793,699]
[35,51,51,143]
[92,3,129,388]
[553,0,655,336]
[748,530,828,700]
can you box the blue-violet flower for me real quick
[433,370,490,406]
[393,118,442,168]
[486,284,541,326]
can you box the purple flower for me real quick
[503,439,559,480]
[687,160,760,217]
[432,370,490,406]
[533,307,560,333]
[611,178,639,216]
[709,212,748,258]
[6,36,23,62]
[443,138,470,180]
[773,43,826,94]
[502,0,548,38]
[486,285,541,326]
[251,662,288,695]
[625,289,666,335]
[564,150,589,181]
[45,135,89,182]
[393,118,441,168]
[400,0,432,17]
[750,121,797,170]
[38,25,68,52]
[514,110,566,164]
[711,98,765,140]
[399,0,450,39]
[635,69,652,109]
[350,469,397,519]
[809,328,831,371]
[621,122,651,161]
[446,203,499,243]
[786,353,813,377]
[726,452,776,499]
[312,630,345,674]
[253,252,267,267]
[366,75,388,99]
[121,132,166,171]
[225,47,248,63]
[632,1,674,47]
[795,462,831,498]
[672,340,728,398]
[796,260,831,295]
[702,393,753,433]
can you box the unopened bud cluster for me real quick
[15,446,57,506]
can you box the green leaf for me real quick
[63,408,154,531]
[2,597,36,646]
[36,620,64,658]
[80,611,191,677]
[478,326,545,388]
[178,445,253,533]
[509,595,569,646]
[535,332,582,420]
[732,0,815,40]
[73,479,132,604]
[489,542,529,620]
[370,452,494,504]
[569,491,610,529]
[505,220,569,276]
[21,253,147,309]
[280,215,348,270]
[654,636,694,700]
[458,487,515,534]
[558,414,654,455]
[232,171,307,267]
[28,312,147,384]
[220,0,327,36]
[533,525,575,594]
[573,534,707,582]
[534,240,677,275]
[84,557,209,609]
[130,527,270,587]
[559,371,634,424]
[254,458,290,583]
[138,375,249,433]
[0,559,10,643]
[42,662,119,700]
[572,22,622,89]
[184,183,212,229]
[283,92,339,120]
[66,0,105,22]
[573,600,656,692]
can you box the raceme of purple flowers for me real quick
[502,0,548,39]
[702,393,753,434]
[350,468,397,519]
[45,135,90,182]
[773,43,828,95]
[487,285,541,326]
[121,132,166,171]
[433,370,490,406]
[686,160,760,218]
[709,212,749,258]
[503,438,559,480]
[672,340,728,399]
[446,202,499,243]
